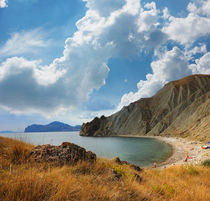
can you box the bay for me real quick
[0,132,172,167]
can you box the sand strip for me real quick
[155,136,210,168]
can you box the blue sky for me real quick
[0,0,210,131]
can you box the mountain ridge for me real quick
[25,121,81,133]
[80,74,210,142]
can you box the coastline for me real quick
[156,136,210,168]
[111,135,210,168]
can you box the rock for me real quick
[133,173,142,183]
[80,74,210,142]
[30,142,96,165]
[130,164,142,172]
[109,168,122,181]
[113,156,123,164]
[113,156,142,172]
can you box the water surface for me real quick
[0,132,172,167]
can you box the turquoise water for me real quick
[0,132,172,167]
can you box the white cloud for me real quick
[201,0,210,16]
[83,0,125,17]
[163,0,210,46]
[162,7,170,19]
[0,29,51,58]
[0,0,169,116]
[138,2,159,32]
[0,0,7,8]
[185,44,207,60]
[190,52,210,74]
[0,0,210,121]
[118,47,192,109]
[163,13,210,45]
[189,0,210,17]
[0,48,109,115]
[115,0,210,111]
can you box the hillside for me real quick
[0,136,210,201]
[80,74,210,141]
[25,121,81,132]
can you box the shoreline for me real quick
[111,135,210,168]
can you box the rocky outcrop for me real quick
[30,142,96,165]
[113,157,142,172]
[80,74,210,141]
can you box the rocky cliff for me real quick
[80,74,210,141]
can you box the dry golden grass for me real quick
[0,136,210,201]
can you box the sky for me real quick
[0,0,210,131]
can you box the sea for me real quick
[0,131,172,167]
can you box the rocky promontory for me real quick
[80,74,210,141]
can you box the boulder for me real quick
[30,142,96,165]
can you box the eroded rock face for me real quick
[30,142,96,165]
[80,74,210,141]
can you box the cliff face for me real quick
[80,74,210,141]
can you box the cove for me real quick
[0,131,172,167]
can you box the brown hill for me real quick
[80,74,210,141]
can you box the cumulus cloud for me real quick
[0,0,7,8]
[118,47,192,109]
[162,0,210,46]
[83,0,125,17]
[185,44,207,60]
[118,0,210,110]
[201,0,210,16]
[163,13,210,45]
[0,29,51,58]
[190,52,210,74]
[0,0,169,116]
[0,0,210,119]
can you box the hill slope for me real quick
[25,121,81,132]
[80,74,210,141]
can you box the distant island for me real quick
[24,121,81,133]
[0,131,17,133]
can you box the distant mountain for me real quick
[80,74,210,142]
[0,131,17,133]
[24,121,81,133]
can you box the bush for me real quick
[202,159,210,167]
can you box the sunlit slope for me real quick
[80,74,210,141]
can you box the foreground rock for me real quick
[111,157,142,182]
[113,156,142,172]
[30,142,96,165]
[80,74,210,141]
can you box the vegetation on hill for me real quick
[0,136,210,201]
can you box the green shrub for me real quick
[152,184,176,197]
[186,165,199,175]
[202,159,210,167]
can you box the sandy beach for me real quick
[156,136,210,168]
